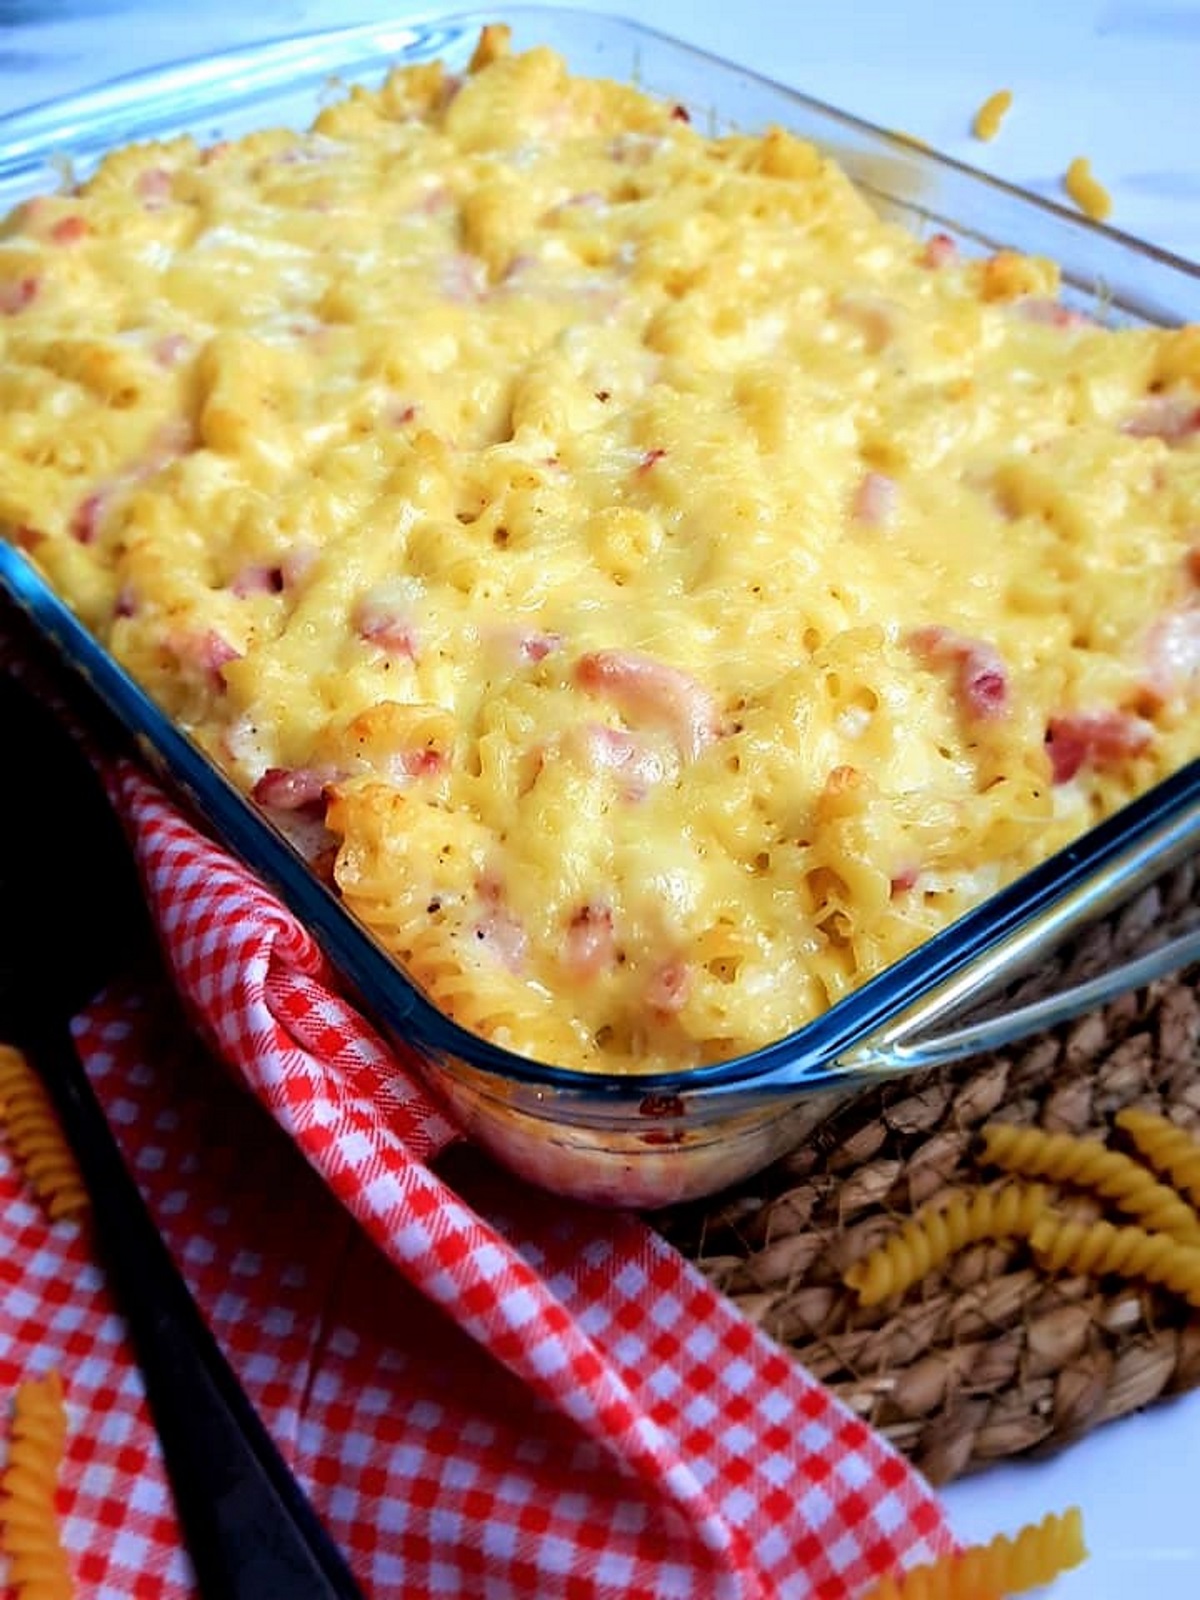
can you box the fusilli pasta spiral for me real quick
[0,1370,73,1600]
[979,1122,1200,1243]
[858,1507,1086,1599]
[0,1046,88,1223]
[844,1183,1050,1307]
[1030,1215,1200,1305]
[1115,1109,1200,1211]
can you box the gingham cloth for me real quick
[0,738,954,1596]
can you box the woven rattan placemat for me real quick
[659,961,1200,1486]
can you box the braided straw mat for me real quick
[658,857,1200,1486]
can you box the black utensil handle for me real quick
[26,1021,366,1600]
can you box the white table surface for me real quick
[3,3,1198,1594]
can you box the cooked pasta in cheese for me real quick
[2,26,1199,1074]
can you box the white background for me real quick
[4,2,1199,1593]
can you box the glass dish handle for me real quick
[844,923,1200,1075]
[820,784,1200,1086]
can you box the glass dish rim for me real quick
[2,4,1199,1106]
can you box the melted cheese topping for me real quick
[2,30,1199,1073]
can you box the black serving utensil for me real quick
[0,673,365,1600]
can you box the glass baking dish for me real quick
[3,6,1200,1206]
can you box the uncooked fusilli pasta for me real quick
[1030,1215,1200,1305]
[0,1370,73,1600]
[1115,1108,1200,1211]
[979,1122,1200,1243]
[858,1507,1086,1598]
[843,1183,1050,1307]
[0,1046,88,1223]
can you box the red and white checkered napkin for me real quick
[0,757,953,1598]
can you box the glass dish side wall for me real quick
[2,8,1199,1205]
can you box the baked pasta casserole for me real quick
[2,25,1199,1074]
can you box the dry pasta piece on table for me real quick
[858,1506,1086,1598]
[0,1045,88,1223]
[843,1182,1050,1307]
[979,1121,1200,1243]
[1115,1108,1200,1209]
[972,89,1013,142]
[1030,1214,1200,1306]
[0,1370,73,1600]
[1064,156,1112,221]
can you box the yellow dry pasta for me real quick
[859,1507,1086,1599]
[0,1370,73,1600]
[0,1047,88,1224]
[979,1122,1200,1243]
[1064,156,1113,221]
[1030,1214,1200,1305]
[972,89,1013,142]
[843,1182,1050,1307]
[1115,1108,1200,1210]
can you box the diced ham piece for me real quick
[137,167,173,208]
[851,470,896,526]
[1045,710,1154,783]
[565,902,617,978]
[144,416,197,470]
[160,627,239,692]
[519,631,562,663]
[472,880,527,972]
[488,626,563,665]
[280,545,319,591]
[890,866,920,896]
[417,182,452,216]
[191,629,241,690]
[252,767,334,812]
[637,447,667,474]
[1187,546,1200,586]
[909,626,1010,722]
[392,747,445,780]
[231,564,285,598]
[0,277,38,315]
[1123,394,1200,445]
[1143,605,1200,703]
[576,649,720,761]
[501,252,538,285]
[440,252,487,304]
[355,599,417,659]
[646,958,691,1015]
[1014,297,1090,329]
[153,333,192,368]
[578,723,668,801]
[70,491,106,545]
[13,525,43,552]
[920,232,957,270]
[50,215,88,245]
[113,585,138,618]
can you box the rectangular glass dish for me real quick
[3,6,1200,1206]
